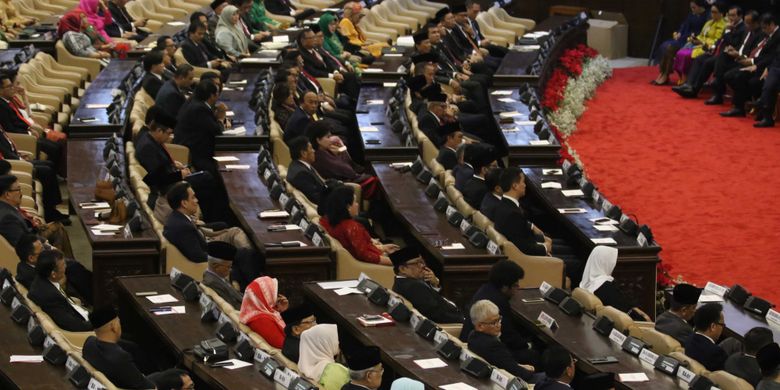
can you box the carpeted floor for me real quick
[567,65,780,303]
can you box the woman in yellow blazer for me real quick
[673,3,726,84]
[338,2,387,58]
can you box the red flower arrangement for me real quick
[541,44,600,111]
[657,262,674,288]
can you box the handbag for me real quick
[94,179,115,202]
[107,199,127,225]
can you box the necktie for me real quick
[8,99,31,127]
[460,26,479,51]
[301,70,321,93]
[18,207,40,229]
[739,32,752,56]
[310,49,324,64]
[470,19,480,44]
[749,37,767,58]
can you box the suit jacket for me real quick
[281,333,300,363]
[494,197,547,256]
[753,29,780,72]
[283,107,315,144]
[467,331,533,381]
[105,2,147,41]
[393,276,463,324]
[301,47,334,78]
[264,0,293,16]
[27,276,92,331]
[685,333,728,371]
[163,210,209,263]
[142,73,164,99]
[460,283,533,353]
[454,163,474,191]
[436,146,457,170]
[0,200,34,246]
[534,378,572,390]
[181,37,214,68]
[202,269,243,310]
[417,110,444,147]
[174,99,221,173]
[654,310,693,345]
[0,129,19,160]
[155,80,186,119]
[0,97,30,134]
[15,261,35,289]
[135,128,182,192]
[480,193,502,221]
[725,353,762,387]
[721,20,747,49]
[462,176,488,209]
[341,384,371,390]
[287,160,326,204]
[83,337,155,390]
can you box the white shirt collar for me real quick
[300,160,313,170]
[502,195,519,207]
[696,332,716,344]
[472,174,484,181]
[492,193,501,200]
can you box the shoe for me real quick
[673,85,697,98]
[754,119,775,128]
[755,111,765,122]
[46,210,71,225]
[720,108,746,117]
[650,80,668,86]
[705,95,723,105]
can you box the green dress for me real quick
[318,362,349,390]
[249,0,280,30]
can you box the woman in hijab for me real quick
[239,276,289,348]
[580,246,651,321]
[78,0,113,43]
[215,5,250,58]
[318,12,363,70]
[58,9,112,59]
[338,2,387,58]
[298,324,349,390]
[391,378,425,390]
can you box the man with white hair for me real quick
[467,299,535,382]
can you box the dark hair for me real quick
[323,185,354,225]
[465,0,478,8]
[305,121,333,149]
[174,64,194,78]
[274,68,291,84]
[156,35,173,49]
[283,49,301,63]
[190,11,207,23]
[144,104,160,126]
[15,233,39,263]
[693,0,708,8]
[151,368,188,390]
[488,260,524,289]
[760,13,776,26]
[143,50,164,72]
[145,105,176,130]
[188,19,207,34]
[499,167,523,193]
[746,10,760,22]
[36,249,63,279]
[728,5,743,17]
[710,2,726,14]
[0,174,18,196]
[272,83,292,108]
[692,303,723,331]
[670,299,694,311]
[542,346,572,378]
[296,29,314,46]
[485,167,503,193]
[0,160,10,175]
[194,78,218,101]
[473,156,495,174]
[744,327,774,355]
[229,0,251,5]
[288,136,311,160]
[200,71,220,83]
[0,72,13,86]
[166,181,192,210]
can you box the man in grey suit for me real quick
[201,241,244,310]
[726,326,773,387]
[656,283,701,344]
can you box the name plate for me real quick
[638,348,659,365]
[677,366,696,383]
[767,308,780,325]
[539,281,553,295]
[410,313,422,329]
[44,335,56,349]
[609,328,627,345]
[11,296,20,310]
[704,281,728,297]
[290,205,299,217]
[537,311,558,331]
[490,368,510,388]
[170,267,182,281]
[279,193,290,206]
[66,356,79,372]
[87,378,106,390]
[263,168,272,180]
[445,205,457,218]
[459,219,471,234]
[299,219,309,231]
[433,330,449,344]
[312,232,323,247]
[274,368,294,387]
[388,295,402,308]
[27,316,36,332]
[459,349,472,362]
[637,232,648,247]
[198,294,212,309]
[218,312,230,326]
[2,279,10,290]
[487,240,500,255]
[254,348,271,363]
[592,190,601,204]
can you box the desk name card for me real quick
[490,369,510,388]
[704,282,728,297]
[638,348,659,365]
[487,240,500,255]
[87,378,106,390]
[539,281,553,295]
[433,330,449,345]
[767,308,780,326]
[609,328,627,345]
[676,366,696,383]
[537,311,558,331]
[273,368,295,387]
[312,232,323,247]
[459,219,471,234]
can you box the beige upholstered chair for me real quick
[635,327,682,355]
[596,306,641,336]
[328,235,395,289]
[502,240,565,288]
[669,351,710,376]
[162,238,207,281]
[705,371,754,390]
[56,41,101,80]
[489,6,535,31]
[572,287,603,313]
[174,48,219,79]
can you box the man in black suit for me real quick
[534,346,576,390]
[726,326,773,387]
[722,13,779,117]
[342,347,383,390]
[105,0,148,41]
[462,147,497,209]
[174,79,225,177]
[704,10,763,104]
[467,299,535,381]
[163,182,262,289]
[436,122,461,170]
[494,167,549,256]
[480,167,503,221]
[655,283,699,344]
[155,65,194,121]
[264,0,314,21]
[27,249,92,332]
[14,233,40,289]
[685,303,729,371]
[156,36,178,77]
[463,1,508,58]
[757,343,780,389]
[83,306,194,390]
[440,7,499,74]
[286,136,328,204]
[418,98,448,147]
[284,91,320,144]
[298,28,360,102]
[281,304,317,363]
[201,242,244,310]
[181,20,230,70]
[141,51,165,99]
[390,248,463,324]
[0,175,44,246]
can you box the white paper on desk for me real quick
[501,126,519,132]
[213,156,239,162]
[153,306,186,316]
[389,162,413,168]
[225,164,251,170]
[217,359,253,370]
[80,202,111,209]
[383,82,397,87]
[366,99,384,105]
[499,111,522,118]
[618,373,649,382]
[334,287,363,296]
[516,121,536,126]
[363,68,382,73]
[541,182,562,189]
[92,223,123,231]
[259,49,280,55]
[441,243,465,250]
[273,224,302,231]
[167,21,186,26]
[259,210,290,218]
[543,169,563,175]
[513,45,540,52]
[591,237,618,245]
[322,7,340,12]
[590,217,618,225]
[282,240,307,247]
[414,358,447,369]
[10,355,44,363]
[530,140,551,146]
[228,79,248,85]
[497,97,518,103]
[85,103,110,109]
[146,294,178,304]
[490,90,512,96]
[225,111,235,117]
[561,189,584,197]
[359,126,379,132]
[383,53,403,57]
[91,230,116,236]
[240,57,275,63]
[594,224,619,232]
[698,294,724,303]
[557,208,586,214]
[261,42,288,50]
[440,383,478,390]
[223,126,246,135]
[272,35,289,43]
[318,280,359,290]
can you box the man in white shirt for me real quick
[27,249,93,331]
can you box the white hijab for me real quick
[298,324,340,381]
[579,245,618,293]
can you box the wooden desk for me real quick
[115,275,277,390]
[217,151,331,305]
[357,84,416,162]
[522,168,660,317]
[360,56,408,83]
[372,162,504,308]
[509,289,684,390]
[720,299,780,342]
[0,300,78,390]
[128,23,191,57]
[303,282,496,389]
[67,139,160,306]
[9,32,56,55]
[217,72,268,150]
[67,59,139,138]
[488,88,561,166]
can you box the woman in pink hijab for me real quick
[78,0,112,42]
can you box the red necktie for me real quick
[9,98,31,127]
[301,70,321,93]
[19,207,40,228]
[749,37,767,58]
[1,130,18,155]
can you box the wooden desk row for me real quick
[217,72,268,150]
[356,83,416,162]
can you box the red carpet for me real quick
[567,65,780,303]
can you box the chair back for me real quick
[572,287,603,313]
[669,351,710,376]
[635,327,683,355]
[705,370,754,390]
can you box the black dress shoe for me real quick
[45,210,71,225]
[704,95,723,105]
[754,119,775,128]
[755,111,765,122]
[720,108,746,117]
[674,86,697,98]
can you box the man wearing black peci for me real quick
[391,248,464,324]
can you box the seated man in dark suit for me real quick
[435,122,461,170]
[479,167,503,221]
[286,136,328,204]
[174,79,225,177]
[156,36,178,76]
[105,0,149,41]
[454,144,474,190]
[163,182,262,289]
[390,248,463,324]
[726,326,773,387]
[655,283,700,344]
[83,306,194,390]
[284,91,320,144]
[757,342,780,389]
[342,347,383,390]
[155,64,194,120]
[299,27,360,102]
[462,147,497,209]
[27,249,92,332]
[201,242,244,310]
[281,304,317,363]
[685,303,729,371]
[264,0,314,20]
[534,346,575,389]
[467,299,534,381]
[141,50,166,99]
[181,18,232,70]
[417,98,448,147]
[461,260,540,367]
[14,233,40,289]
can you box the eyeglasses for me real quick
[481,315,502,326]
[403,260,425,268]
[7,187,21,192]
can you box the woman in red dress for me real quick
[239,276,289,348]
